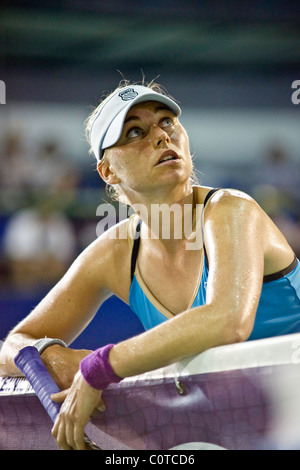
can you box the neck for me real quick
[128,182,198,249]
[128,180,193,206]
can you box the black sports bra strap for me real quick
[203,188,220,267]
[130,189,221,283]
[203,188,220,208]
[130,220,141,283]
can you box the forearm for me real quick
[0,332,38,376]
[0,332,91,390]
[0,332,66,376]
[109,303,244,379]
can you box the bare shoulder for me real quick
[202,187,294,272]
[204,188,260,220]
[209,187,255,202]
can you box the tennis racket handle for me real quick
[14,346,101,450]
[14,346,62,422]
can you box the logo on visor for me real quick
[119,88,138,101]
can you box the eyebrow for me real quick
[124,105,174,125]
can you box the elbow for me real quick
[220,308,255,346]
[228,313,254,345]
[232,325,252,344]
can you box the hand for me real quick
[51,370,105,450]
[41,345,92,390]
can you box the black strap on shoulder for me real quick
[130,220,141,283]
[203,188,220,267]
[130,190,221,282]
[203,188,220,208]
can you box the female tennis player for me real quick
[1,81,300,450]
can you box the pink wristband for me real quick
[79,343,121,390]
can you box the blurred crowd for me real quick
[0,130,107,291]
[251,144,300,258]
[0,129,300,293]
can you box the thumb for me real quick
[96,394,106,412]
[51,389,69,403]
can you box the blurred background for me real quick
[0,0,300,348]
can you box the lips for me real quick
[155,150,180,166]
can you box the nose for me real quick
[149,124,170,148]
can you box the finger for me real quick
[91,407,100,417]
[91,397,106,416]
[73,422,87,450]
[97,403,106,412]
[65,419,77,450]
[97,393,106,412]
[51,389,69,403]
[52,418,72,451]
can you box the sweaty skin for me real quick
[0,102,295,449]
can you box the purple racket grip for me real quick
[14,346,61,422]
[14,346,101,450]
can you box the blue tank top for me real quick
[128,189,300,341]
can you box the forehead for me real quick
[124,100,174,120]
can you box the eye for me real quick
[161,117,174,128]
[126,127,144,139]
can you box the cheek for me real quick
[181,128,190,149]
[106,148,138,184]
[173,125,190,150]
[178,129,193,170]
[106,148,127,174]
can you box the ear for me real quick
[97,159,121,184]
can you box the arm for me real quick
[0,222,131,388]
[52,190,267,449]
[110,190,265,377]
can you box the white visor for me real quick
[89,85,181,160]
